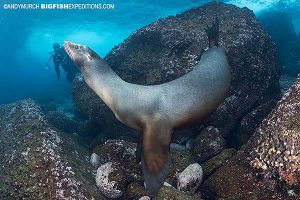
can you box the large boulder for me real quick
[192,126,226,163]
[46,110,79,134]
[0,99,103,199]
[236,97,279,146]
[280,74,297,93]
[201,75,300,199]
[73,2,280,136]
[250,75,300,186]
[201,148,237,179]
[73,76,136,139]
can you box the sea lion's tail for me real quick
[205,17,220,47]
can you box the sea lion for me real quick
[64,18,230,197]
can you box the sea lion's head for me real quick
[63,41,100,70]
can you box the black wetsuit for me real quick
[53,47,79,82]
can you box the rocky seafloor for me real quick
[1,2,300,200]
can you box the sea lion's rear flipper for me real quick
[136,133,142,163]
[205,17,220,47]
[141,126,172,197]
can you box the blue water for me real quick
[0,0,300,105]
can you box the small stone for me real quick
[96,162,127,198]
[186,138,194,150]
[170,143,187,151]
[177,163,203,194]
[139,196,151,200]
[90,153,101,169]
[288,189,296,197]
[164,182,173,187]
[167,148,194,185]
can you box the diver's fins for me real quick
[141,126,172,197]
[205,17,220,47]
[54,63,61,79]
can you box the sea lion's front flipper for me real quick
[141,126,172,197]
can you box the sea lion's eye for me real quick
[75,45,79,49]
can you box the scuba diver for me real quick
[46,42,79,82]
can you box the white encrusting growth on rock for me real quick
[90,153,101,169]
[96,162,124,198]
[177,163,203,194]
[0,99,96,199]
[250,75,300,186]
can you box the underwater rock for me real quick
[47,110,105,142]
[73,2,280,135]
[139,196,151,200]
[236,97,278,146]
[201,77,300,199]
[185,138,194,150]
[207,93,260,136]
[201,148,237,179]
[156,186,202,200]
[0,99,103,199]
[90,153,101,169]
[167,147,194,186]
[201,151,285,199]
[192,126,226,163]
[96,162,127,198]
[250,75,300,186]
[73,76,136,138]
[46,110,79,133]
[280,75,297,93]
[89,129,115,150]
[94,139,137,166]
[170,143,187,151]
[94,139,142,182]
[177,163,203,194]
[125,182,148,200]
[37,101,57,114]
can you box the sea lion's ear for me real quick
[141,126,172,197]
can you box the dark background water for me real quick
[0,0,299,105]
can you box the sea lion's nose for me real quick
[64,40,70,45]
[64,41,81,50]
[63,41,71,49]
